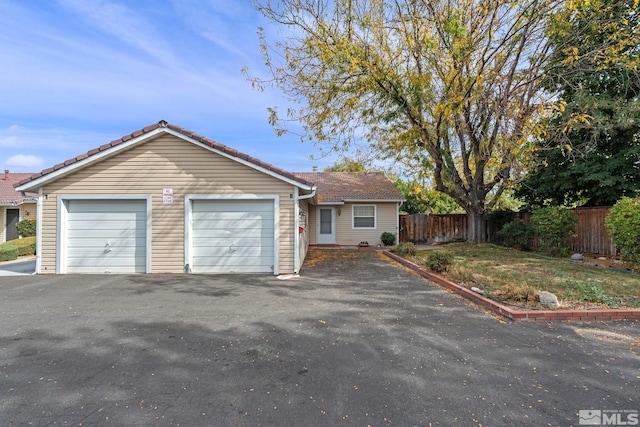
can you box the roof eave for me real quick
[15,127,168,192]
[16,126,316,192]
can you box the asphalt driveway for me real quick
[0,250,638,426]
[0,258,36,276]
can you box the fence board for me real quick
[400,207,616,256]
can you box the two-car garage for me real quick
[59,196,277,274]
[15,122,315,275]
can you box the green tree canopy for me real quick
[517,0,640,207]
[324,160,366,172]
[249,0,637,241]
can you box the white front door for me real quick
[317,207,336,244]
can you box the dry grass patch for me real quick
[410,243,640,309]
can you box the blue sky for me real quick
[0,0,338,173]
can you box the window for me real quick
[353,205,375,228]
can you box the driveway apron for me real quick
[0,250,637,426]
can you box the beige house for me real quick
[1,170,37,243]
[294,172,404,247]
[16,121,404,275]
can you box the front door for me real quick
[317,207,336,244]
[5,208,20,241]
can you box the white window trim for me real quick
[56,195,152,274]
[352,204,377,229]
[184,194,280,275]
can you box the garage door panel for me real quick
[193,227,274,239]
[193,220,273,232]
[192,256,274,273]
[192,201,272,213]
[190,242,274,258]
[67,242,145,256]
[192,211,274,220]
[191,199,275,273]
[66,212,145,222]
[67,237,146,248]
[67,228,145,240]
[66,200,147,274]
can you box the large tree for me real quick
[517,0,640,207]
[249,0,631,242]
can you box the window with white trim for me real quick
[353,205,376,229]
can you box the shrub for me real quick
[380,232,396,246]
[394,242,417,256]
[15,218,36,237]
[530,206,577,257]
[0,244,19,262]
[5,236,36,256]
[423,250,453,272]
[606,197,640,265]
[575,283,617,306]
[498,220,535,251]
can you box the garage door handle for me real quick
[104,241,112,253]
[229,242,236,253]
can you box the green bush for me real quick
[394,242,417,256]
[380,232,396,246]
[0,244,19,262]
[575,283,617,306]
[530,206,577,257]
[5,236,36,256]
[498,220,535,251]
[606,197,640,265]
[423,250,453,273]
[15,218,36,237]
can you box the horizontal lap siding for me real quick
[39,134,297,274]
[334,203,398,246]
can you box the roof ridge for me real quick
[16,120,314,188]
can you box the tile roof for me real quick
[0,171,37,205]
[293,172,405,203]
[15,120,315,189]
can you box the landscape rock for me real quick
[470,286,483,294]
[537,290,559,309]
[571,253,584,262]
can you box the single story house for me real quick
[1,170,37,242]
[16,121,404,275]
[293,172,405,247]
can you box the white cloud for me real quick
[4,155,44,172]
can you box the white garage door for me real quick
[191,199,275,273]
[66,199,147,273]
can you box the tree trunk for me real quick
[466,210,486,244]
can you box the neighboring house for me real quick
[294,172,404,247]
[16,121,404,275]
[1,170,37,243]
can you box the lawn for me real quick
[409,243,640,309]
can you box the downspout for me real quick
[294,186,317,274]
[397,201,404,245]
[35,188,43,274]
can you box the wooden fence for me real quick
[399,207,616,256]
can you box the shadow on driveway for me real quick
[0,259,35,276]
[0,250,637,426]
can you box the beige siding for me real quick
[39,134,298,274]
[308,202,399,246]
[307,206,317,245]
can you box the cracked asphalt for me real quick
[0,250,638,426]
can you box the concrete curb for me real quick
[383,250,640,322]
